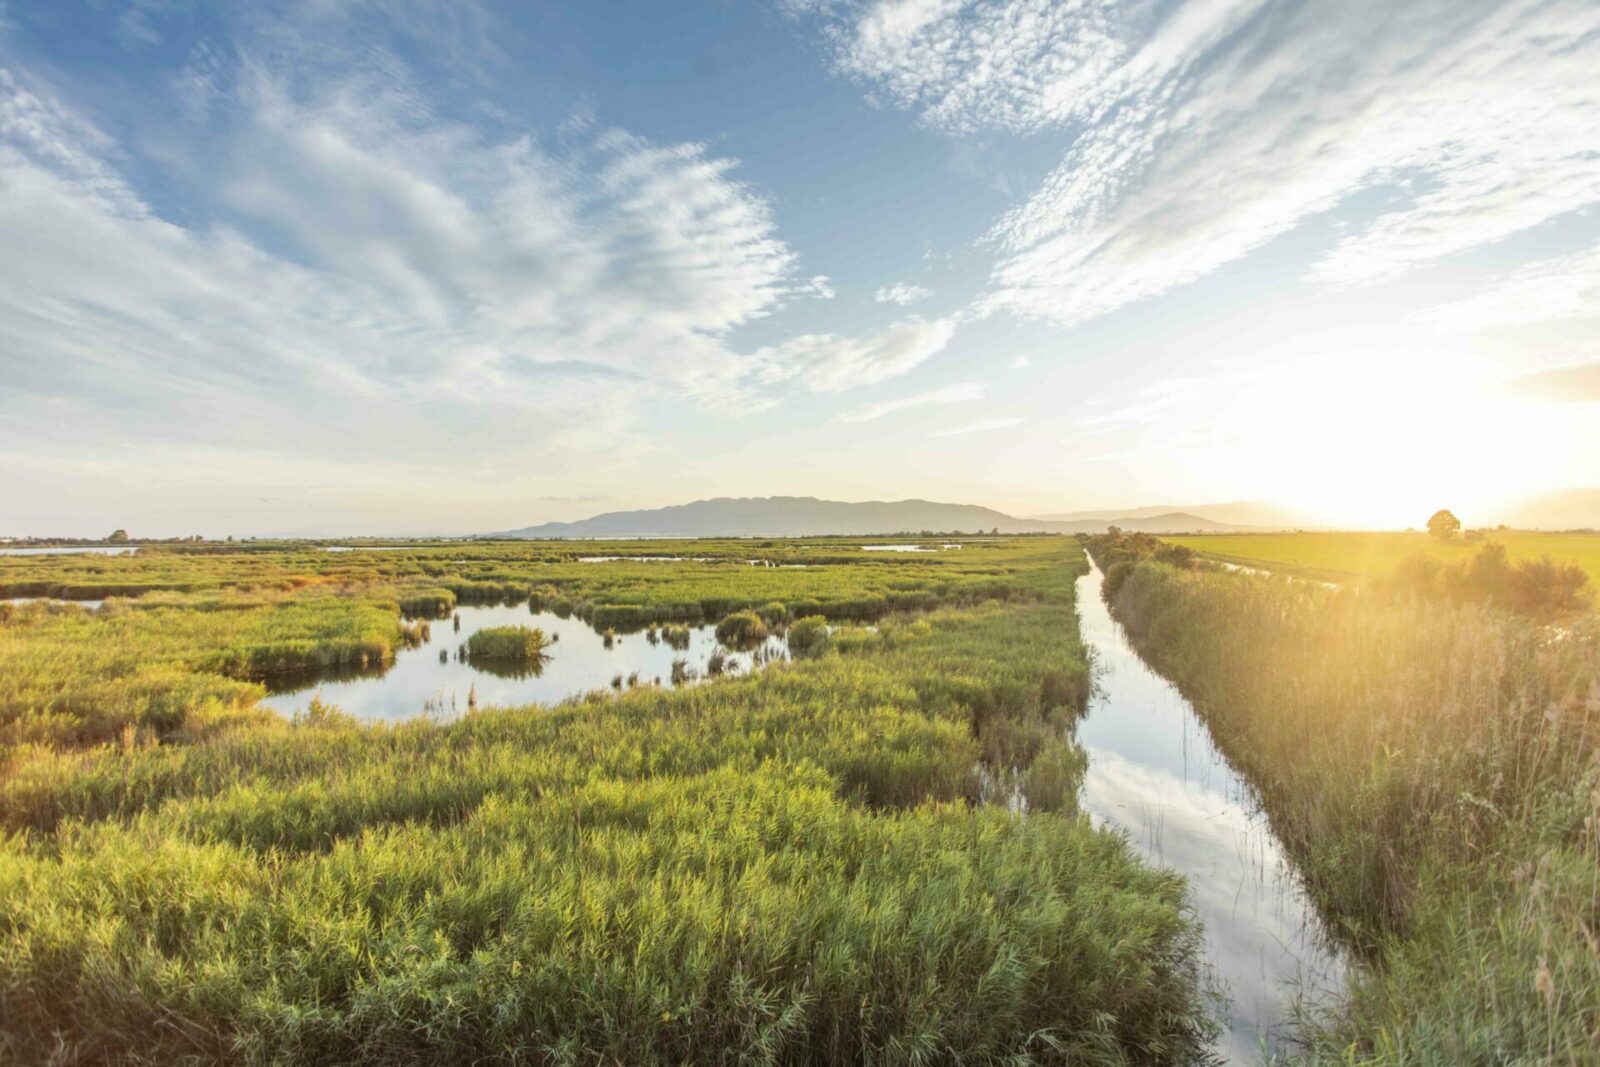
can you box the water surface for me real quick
[0,546,138,556]
[1075,562,1346,1063]
[262,601,789,721]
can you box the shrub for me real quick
[397,588,456,617]
[786,615,830,657]
[714,610,768,647]
[465,625,550,660]
[1024,738,1087,814]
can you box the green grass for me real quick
[0,539,1059,752]
[1162,530,1600,587]
[464,625,551,660]
[1088,538,1600,1063]
[0,538,1220,1064]
[714,609,769,647]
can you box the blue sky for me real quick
[2,0,1597,535]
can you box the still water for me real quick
[261,601,790,721]
[0,546,138,556]
[1074,562,1347,1063]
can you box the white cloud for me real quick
[874,281,930,305]
[799,0,1600,328]
[1009,354,1029,369]
[755,316,957,392]
[811,0,1153,135]
[0,56,806,469]
[1413,242,1600,333]
[837,380,983,422]
[930,416,1022,438]
[795,274,837,299]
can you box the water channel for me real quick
[1074,561,1347,1063]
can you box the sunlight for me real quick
[1219,350,1563,529]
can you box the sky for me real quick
[1,0,1597,536]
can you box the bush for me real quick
[1388,543,1592,619]
[1025,738,1087,814]
[714,610,768,647]
[397,588,456,617]
[786,615,830,657]
[465,625,550,660]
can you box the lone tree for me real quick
[1426,509,1461,541]
[107,528,130,543]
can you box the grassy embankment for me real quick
[0,538,1219,1065]
[1163,530,1600,587]
[1089,532,1600,1063]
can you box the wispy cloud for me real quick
[874,281,930,305]
[754,316,957,392]
[930,416,1023,438]
[0,43,809,469]
[798,0,1600,328]
[1414,242,1600,333]
[795,274,837,299]
[837,380,983,422]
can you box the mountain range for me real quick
[1029,500,1321,529]
[492,497,1259,539]
[490,490,1600,539]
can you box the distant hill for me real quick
[492,496,1251,539]
[1489,489,1600,530]
[1032,500,1319,530]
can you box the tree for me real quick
[1426,509,1461,541]
[107,528,130,543]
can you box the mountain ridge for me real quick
[491,496,1251,538]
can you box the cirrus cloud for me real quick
[795,0,1600,328]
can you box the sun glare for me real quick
[1222,351,1560,529]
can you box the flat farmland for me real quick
[1161,530,1600,585]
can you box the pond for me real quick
[577,555,716,562]
[0,546,138,556]
[323,546,415,552]
[1074,561,1347,1063]
[260,601,791,722]
[1,597,105,609]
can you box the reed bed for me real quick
[0,539,1220,1064]
[464,625,551,660]
[1088,537,1600,1063]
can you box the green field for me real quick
[1162,530,1600,586]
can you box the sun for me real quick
[1221,349,1560,529]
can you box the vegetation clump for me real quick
[786,615,830,658]
[714,609,768,647]
[464,625,550,660]
[1388,541,1592,619]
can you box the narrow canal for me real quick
[1074,561,1347,1063]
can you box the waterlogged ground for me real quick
[261,601,791,720]
[1075,561,1348,1063]
[0,546,138,556]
